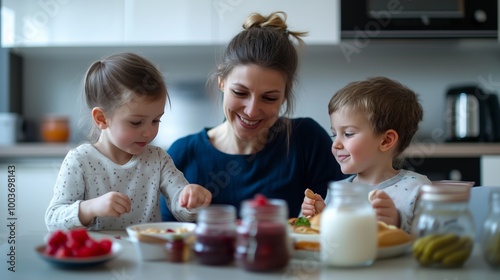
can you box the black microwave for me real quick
[341,0,498,39]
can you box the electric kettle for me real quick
[445,85,500,142]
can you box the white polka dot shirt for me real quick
[45,144,197,231]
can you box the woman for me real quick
[161,11,344,220]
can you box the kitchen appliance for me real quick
[341,0,498,39]
[403,157,480,186]
[0,112,19,145]
[445,85,500,142]
[0,49,23,114]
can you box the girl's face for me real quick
[220,64,286,141]
[329,109,385,175]
[102,95,166,157]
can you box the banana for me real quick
[422,233,459,259]
[417,253,433,266]
[492,233,500,257]
[432,236,472,262]
[441,245,473,267]
[412,234,438,258]
[485,232,500,266]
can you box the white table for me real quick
[1,230,498,280]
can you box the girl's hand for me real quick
[179,184,212,210]
[370,190,400,227]
[301,188,326,217]
[79,191,131,225]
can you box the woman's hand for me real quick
[79,191,132,225]
[370,190,400,227]
[301,188,326,217]
[179,184,212,210]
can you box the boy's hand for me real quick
[179,184,212,210]
[370,190,400,227]
[301,188,326,217]
[79,191,131,225]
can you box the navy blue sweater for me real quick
[160,117,345,220]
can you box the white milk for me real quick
[320,207,377,267]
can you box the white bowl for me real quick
[126,222,196,261]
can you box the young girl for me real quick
[301,77,431,233]
[45,52,211,231]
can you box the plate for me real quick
[290,232,320,260]
[290,232,320,243]
[35,241,122,269]
[376,241,412,259]
[126,222,196,241]
[290,232,411,260]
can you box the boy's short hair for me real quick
[328,76,423,158]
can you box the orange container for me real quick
[41,115,70,142]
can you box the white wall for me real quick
[18,40,500,148]
[296,41,500,144]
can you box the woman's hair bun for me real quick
[243,11,288,33]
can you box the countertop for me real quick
[403,142,500,158]
[0,230,498,280]
[2,142,500,159]
[0,143,75,158]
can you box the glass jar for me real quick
[41,115,70,142]
[165,239,189,263]
[320,181,377,267]
[235,195,290,272]
[482,190,500,269]
[411,181,475,268]
[194,205,237,266]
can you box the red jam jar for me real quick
[194,205,237,265]
[235,194,291,272]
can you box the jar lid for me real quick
[240,196,288,221]
[420,181,473,202]
[198,205,236,223]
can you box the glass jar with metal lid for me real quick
[411,181,475,268]
[482,190,500,269]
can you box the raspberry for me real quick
[47,230,67,247]
[99,239,113,255]
[55,246,72,258]
[69,228,90,244]
[253,194,268,206]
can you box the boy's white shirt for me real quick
[324,169,431,233]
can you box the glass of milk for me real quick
[320,181,377,267]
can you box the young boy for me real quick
[302,76,431,233]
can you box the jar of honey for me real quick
[41,115,70,142]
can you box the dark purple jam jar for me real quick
[194,205,237,265]
[235,195,291,271]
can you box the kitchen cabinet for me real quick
[481,156,500,186]
[2,0,125,47]
[212,0,340,45]
[2,0,340,47]
[0,160,62,235]
[403,143,500,187]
